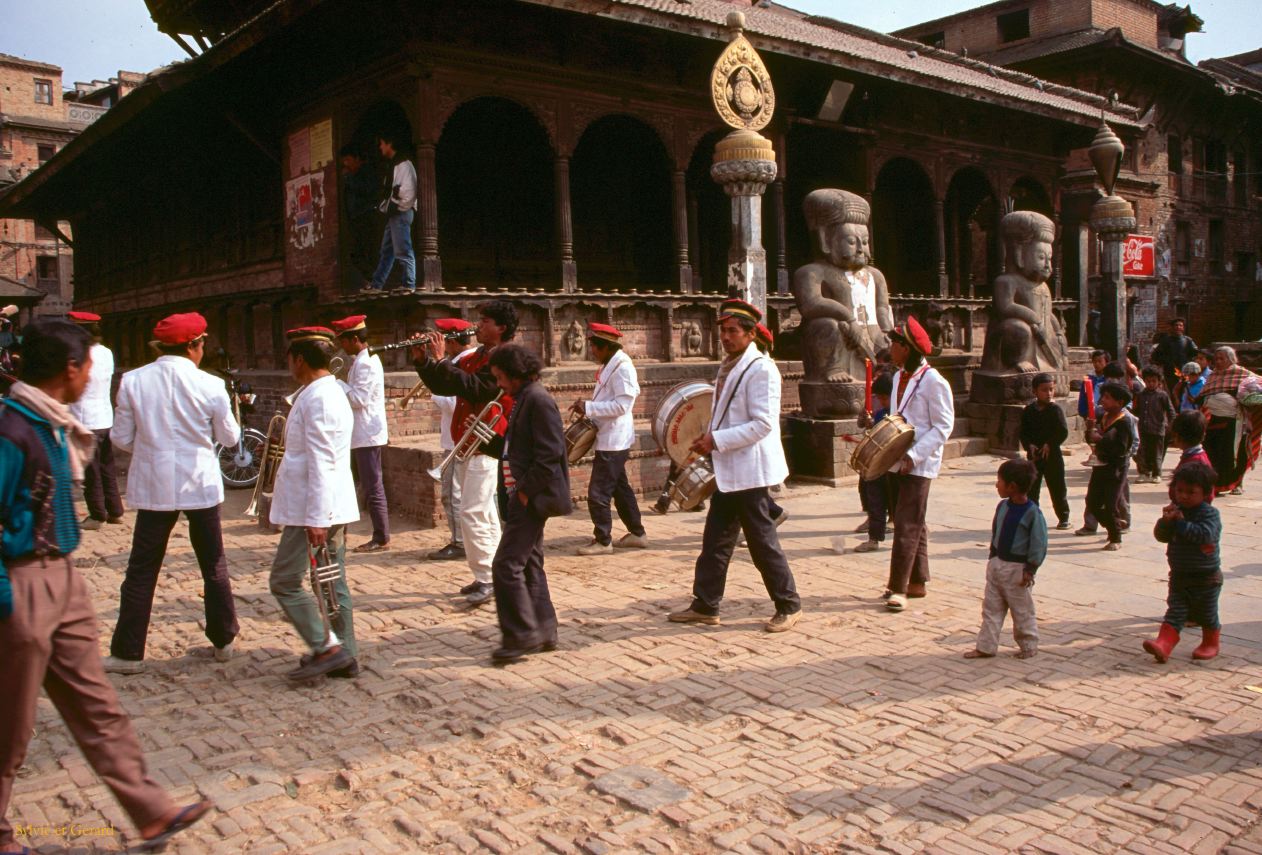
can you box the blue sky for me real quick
[0,0,1257,87]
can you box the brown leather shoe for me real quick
[907,583,927,598]
[352,540,390,554]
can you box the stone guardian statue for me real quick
[980,211,1068,374]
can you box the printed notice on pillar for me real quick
[288,127,310,178]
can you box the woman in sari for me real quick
[1197,346,1262,495]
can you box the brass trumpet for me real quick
[427,399,506,481]
[399,379,431,411]
[245,413,287,518]
[308,543,341,637]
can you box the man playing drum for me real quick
[883,316,955,613]
[573,322,648,555]
[668,299,802,632]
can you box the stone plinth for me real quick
[965,397,1081,452]
[969,370,1073,405]
[783,415,864,485]
[798,381,865,420]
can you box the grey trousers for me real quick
[975,557,1038,655]
[269,526,356,656]
[440,448,463,545]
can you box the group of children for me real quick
[962,371,1224,663]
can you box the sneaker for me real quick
[1103,541,1121,551]
[358,285,379,294]
[352,540,390,554]
[428,542,466,561]
[854,519,871,534]
[886,593,907,612]
[213,643,236,662]
[771,509,789,528]
[81,517,103,531]
[577,539,613,555]
[667,608,720,626]
[102,655,145,674]
[765,611,801,633]
[615,533,648,549]
[1056,520,1072,530]
[466,582,494,605]
[1074,526,1098,536]
[853,539,882,553]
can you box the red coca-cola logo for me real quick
[1123,234,1154,276]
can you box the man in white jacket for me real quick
[104,312,240,673]
[574,322,648,555]
[331,314,390,553]
[363,132,417,295]
[669,299,801,633]
[269,326,362,681]
[884,315,955,613]
[67,310,124,529]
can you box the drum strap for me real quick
[711,358,760,431]
[895,365,931,416]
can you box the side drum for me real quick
[669,457,717,511]
[849,414,916,480]
[564,413,599,465]
[651,381,713,467]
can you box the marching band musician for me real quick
[428,318,478,562]
[573,322,648,555]
[268,327,362,681]
[104,312,240,674]
[668,299,802,633]
[487,344,573,662]
[753,323,789,529]
[883,315,954,613]
[331,314,391,554]
[67,310,125,530]
[410,301,517,605]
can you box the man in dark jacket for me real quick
[487,344,572,663]
[1152,318,1198,395]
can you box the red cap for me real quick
[153,312,208,345]
[286,326,336,344]
[587,322,623,345]
[434,317,474,333]
[330,314,367,334]
[67,310,101,323]
[719,298,762,325]
[890,315,932,357]
[754,323,773,348]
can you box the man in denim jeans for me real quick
[364,132,416,294]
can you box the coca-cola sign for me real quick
[1123,234,1155,276]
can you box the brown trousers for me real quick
[886,473,932,594]
[0,556,172,846]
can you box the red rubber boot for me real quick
[1192,627,1221,661]
[1142,623,1180,663]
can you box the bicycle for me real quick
[212,349,268,489]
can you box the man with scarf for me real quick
[884,316,955,613]
[0,320,210,853]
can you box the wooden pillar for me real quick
[687,194,701,293]
[771,178,789,295]
[555,156,577,293]
[946,200,960,298]
[1076,222,1090,346]
[416,142,442,291]
[672,169,692,293]
[934,197,948,297]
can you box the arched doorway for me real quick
[1010,176,1053,217]
[686,128,730,294]
[872,157,936,296]
[343,100,414,290]
[571,115,673,291]
[945,167,1000,298]
[436,97,555,290]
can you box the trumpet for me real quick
[400,378,431,410]
[427,399,506,481]
[308,542,342,637]
[245,413,287,518]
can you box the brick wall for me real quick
[1090,0,1159,48]
[0,60,63,122]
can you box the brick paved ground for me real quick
[11,449,1262,854]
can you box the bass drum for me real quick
[849,414,916,480]
[651,381,713,467]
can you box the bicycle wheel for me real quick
[217,428,267,488]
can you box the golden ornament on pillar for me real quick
[710,11,775,133]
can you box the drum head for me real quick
[652,382,713,467]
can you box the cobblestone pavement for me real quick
[12,450,1262,854]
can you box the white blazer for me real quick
[70,342,114,430]
[338,348,388,449]
[112,355,239,510]
[709,342,788,492]
[890,363,955,479]
[269,375,360,528]
[586,349,639,452]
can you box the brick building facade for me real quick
[895,0,1262,350]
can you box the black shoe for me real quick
[429,543,466,561]
[1056,520,1072,530]
[459,581,481,595]
[542,637,558,652]
[652,497,670,515]
[466,582,494,605]
[491,643,543,663]
[287,647,353,681]
[299,652,360,678]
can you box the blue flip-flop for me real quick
[133,800,211,852]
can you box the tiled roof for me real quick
[526,0,1136,126]
[980,26,1195,72]
[0,276,46,300]
[0,52,61,73]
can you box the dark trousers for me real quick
[1086,467,1125,543]
[689,487,800,616]
[82,428,124,521]
[886,474,931,594]
[860,476,888,541]
[492,499,557,648]
[588,449,644,544]
[1162,574,1222,630]
[1029,449,1069,524]
[351,445,390,545]
[1,557,173,847]
[1138,431,1167,478]
[110,507,239,660]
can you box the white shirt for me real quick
[269,374,360,527]
[586,349,639,452]
[69,342,114,430]
[845,269,878,327]
[890,363,955,479]
[433,346,475,451]
[709,342,788,492]
[112,355,239,510]
[390,160,418,212]
[338,348,387,449]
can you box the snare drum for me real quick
[651,381,714,467]
[669,457,717,511]
[849,414,916,480]
[564,412,599,465]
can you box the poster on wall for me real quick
[1122,234,1155,277]
[285,173,326,249]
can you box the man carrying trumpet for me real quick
[410,301,517,605]
[573,322,648,555]
[269,327,361,681]
[331,314,391,554]
[668,299,801,633]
